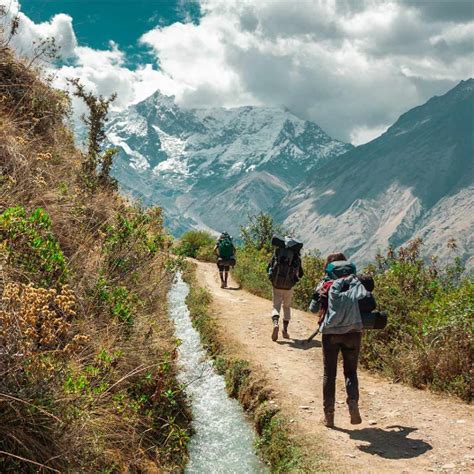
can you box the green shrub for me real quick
[97,277,139,326]
[0,206,68,286]
[233,246,272,299]
[103,206,166,278]
[240,212,283,253]
[174,230,215,260]
[361,240,473,401]
[293,252,325,310]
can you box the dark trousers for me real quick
[322,332,361,412]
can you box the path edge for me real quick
[183,262,329,473]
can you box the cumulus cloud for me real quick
[3,4,77,58]
[2,0,473,144]
[141,0,474,142]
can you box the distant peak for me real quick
[145,89,177,106]
[455,78,474,90]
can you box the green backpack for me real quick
[218,236,234,259]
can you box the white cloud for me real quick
[2,0,473,144]
[2,0,76,59]
[140,0,474,142]
[350,124,389,145]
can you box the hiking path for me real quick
[195,261,473,473]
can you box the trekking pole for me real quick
[306,325,320,344]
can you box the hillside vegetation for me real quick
[179,215,473,402]
[0,46,190,471]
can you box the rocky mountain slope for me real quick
[107,80,473,268]
[106,92,352,235]
[279,79,474,267]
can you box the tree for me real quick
[240,212,283,252]
[67,78,118,190]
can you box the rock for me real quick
[299,405,312,410]
[269,400,276,405]
[456,419,466,424]
[441,464,456,470]
[290,419,295,423]
[344,454,356,458]
[368,420,377,425]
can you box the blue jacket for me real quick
[319,275,368,334]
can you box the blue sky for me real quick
[3,0,474,144]
[21,0,200,64]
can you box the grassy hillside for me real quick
[0,47,191,471]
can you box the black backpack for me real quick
[357,274,376,312]
[269,236,303,290]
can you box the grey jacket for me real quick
[319,275,368,334]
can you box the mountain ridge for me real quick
[107,90,352,235]
[106,80,473,267]
[279,78,474,267]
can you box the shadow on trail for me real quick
[334,425,432,459]
[223,286,241,291]
[276,338,321,349]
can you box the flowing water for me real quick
[168,274,268,474]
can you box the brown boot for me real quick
[322,411,334,428]
[348,400,362,425]
[282,320,290,339]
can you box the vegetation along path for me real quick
[195,260,473,473]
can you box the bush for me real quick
[174,230,215,260]
[361,240,473,401]
[233,246,272,299]
[0,206,68,286]
[293,252,325,310]
[240,212,283,253]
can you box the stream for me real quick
[168,273,268,474]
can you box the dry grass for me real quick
[0,46,191,472]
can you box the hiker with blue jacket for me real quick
[214,232,236,288]
[316,253,369,428]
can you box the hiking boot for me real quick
[220,281,225,288]
[282,321,290,339]
[348,400,362,425]
[271,318,279,341]
[322,411,334,428]
[224,281,228,288]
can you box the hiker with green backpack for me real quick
[214,232,236,288]
[268,236,304,341]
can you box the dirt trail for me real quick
[195,261,473,473]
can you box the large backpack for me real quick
[218,235,234,259]
[269,236,303,290]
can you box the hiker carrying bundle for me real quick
[268,235,304,341]
[309,268,384,329]
[308,252,387,429]
[214,232,236,288]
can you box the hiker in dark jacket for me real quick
[317,253,368,428]
[267,237,304,341]
[214,232,235,288]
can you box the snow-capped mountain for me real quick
[279,79,474,268]
[106,92,352,235]
[107,80,473,268]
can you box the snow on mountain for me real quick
[106,92,352,235]
[278,79,474,268]
[107,80,473,268]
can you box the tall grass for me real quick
[0,46,191,471]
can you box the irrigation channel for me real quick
[168,273,268,474]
